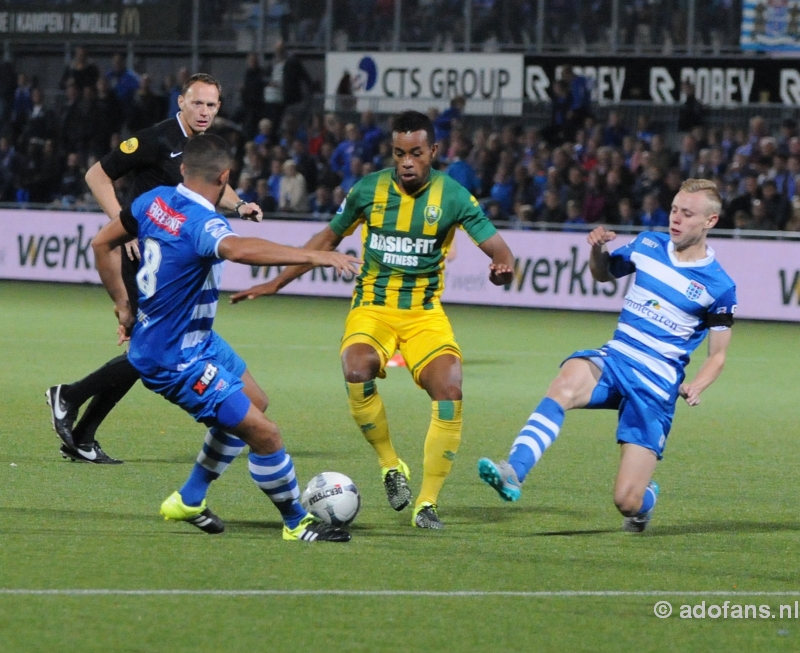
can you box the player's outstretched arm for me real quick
[588,225,617,282]
[679,327,732,406]
[229,226,345,303]
[478,233,515,286]
[91,218,135,340]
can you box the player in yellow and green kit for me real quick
[232,111,514,529]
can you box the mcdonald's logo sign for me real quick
[119,7,140,36]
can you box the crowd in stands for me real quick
[284,0,740,51]
[1,47,798,233]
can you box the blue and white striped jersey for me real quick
[606,231,737,396]
[121,184,237,375]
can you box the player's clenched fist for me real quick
[587,225,617,248]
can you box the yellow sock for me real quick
[346,381,399,469]
[418,400,462,507]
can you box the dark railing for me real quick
[3,205,798,241]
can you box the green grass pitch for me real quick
[1,280,798,653]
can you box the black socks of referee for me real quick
[60,354,140,446]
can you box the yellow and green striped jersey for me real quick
[329,168,497,310]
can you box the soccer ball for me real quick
[300,472,361,527]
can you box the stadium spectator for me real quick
[678,81,705,132]
[314,140,343,190]
[562,165,587,207]
[563,199,586,230]
[0,59,14,131]
[267,157,283,200]
[778,118,797,155]
[635,115,656,145]
[166,67,188,118]
[543,80,569,146]
[290,138,318,192]
[235,172,258,204]
[331,184,346,210]
[105,53,140,107]
[582,168,607,224]
[58,152,87,207]
[58,82,88,158]
[254,177,277,214]
[784,155,800,199]
[602,111,627,148]
[727,174,762,219]
[433,96,466,144]
[263,39,314,134]
[36,138,61,203]
[239,52,266,139]
[561,65,592,140]
[638,192,669,228]
[489,164,515,216]
[649,134,672,176]
[359,111,385,162]
[278,159,309,212]
[512,162,537,208]
[340,156,364,194]
[10,72,32,139]
[786,197,800,231]
[60,46,99,93]
[241,141,267,181]
[760,179,791,229]
[253,119,274,154]
[330,123,364,177]
[536,189,568,223]
[771,153,793,198]
[0,135,16,201]
[750,198,778,231]
[21,88,56,145]
[616,196,636,226]
[128,74,167,133]
[309,185,336,217]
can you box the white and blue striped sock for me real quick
[180,427,246,506]
[248,448,305,528]
[508,397,565,483]
[198,427,246,474]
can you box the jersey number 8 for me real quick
[136,238,162,298]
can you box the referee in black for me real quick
[46,72,262,463]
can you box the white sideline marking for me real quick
[1,589,800,598]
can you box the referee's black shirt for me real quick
[99,114,189,309]
[100,114,189,202]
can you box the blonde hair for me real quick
[679,178,722,215]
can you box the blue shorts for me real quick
[138,332,247,426]
[564,347,677,459]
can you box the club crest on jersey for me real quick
[146,197,187,236]
[192,363,218,396]
[685,280,705,301]
[120,137,138,154]
[424,205,442,226]
[204,217,233,239]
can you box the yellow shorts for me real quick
[340,305,461,386]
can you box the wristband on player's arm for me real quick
[233,199,263,223]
